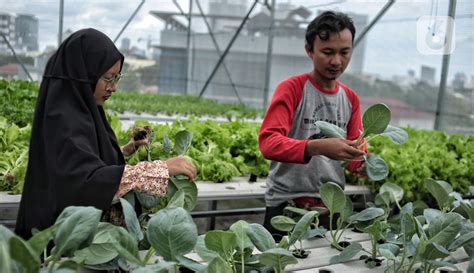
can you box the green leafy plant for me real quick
[316,103,408,181]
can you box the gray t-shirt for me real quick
[262,74,361,207]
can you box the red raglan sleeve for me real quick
[258,78,309,164]
[343,85,367,172]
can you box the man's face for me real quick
[306,28,353,81]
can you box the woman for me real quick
[15,28,196,239]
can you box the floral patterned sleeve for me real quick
[113,160,169,202]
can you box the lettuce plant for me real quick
[315,103,408,181]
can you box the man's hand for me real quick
[305,138,365,161]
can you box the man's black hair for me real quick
[305,11,356,51]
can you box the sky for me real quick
[1,0,472,83]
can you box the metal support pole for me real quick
[198,0,259,98]
[434,0,457,130]
[195,0,243,104]
[263,0,276,109]
[354,0,396,48]
[172,0,187,17]
[58,0,64,46]
[1,33,33,81]
[114,0,146,43]
[185,0,193,95]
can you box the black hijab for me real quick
[15,28,126,239]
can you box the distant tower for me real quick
[15,14,39,51]
[208,0,247,32]
[345,12,368,75]
[420,65,436,84]
[0,12,17,53]
[120,37,131,52]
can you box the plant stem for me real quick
[142,247,155,264]
[405,245,419,273]
[47,261,56,273]
[371,236,377,259]
[241,252,244,273]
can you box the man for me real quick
[259,11,366,239]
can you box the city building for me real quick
[420,65,436,85]
[0,12,38,53]
[151,2,369,107]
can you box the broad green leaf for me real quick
[423,208,442,224]
[167,177,198,211]
[329,242,363,264]
[426,260,459,271]
[340,196,353,224]
[135,192,161,209]
[378,243,400,260]
[365,155,388,181]
[461,223,474,257]
[175,256,207,272]
[320,182,346,214]
[283,206,309,216]
[174,130,193,155]
[271,216,296,232]
[5,124,20,146]
[422,213,462,260]
[148,207,198,261]
[381,125,408,144]
[448,231,474,251]
[0,240,11,273]
[460,200,474,223]
[424,242,450,260]
[194,235,219,262]
[0,226,14,273]
[27,224,57,257]
[9,235,40,273]
[204,256,233,273]
[375,191,391,208]
[52,206,102,258]
[120,198,144,242]
[289,211,318,246]
[362,103,391,137]
[315,121,346,138]
[401,211,416,239]
[131,261,176,273]
[162,134,172,154]
[73,243,118,265]
[259,248,298,269]
[348,207,384,223]
[245,223,275,252]
[167,189,185,208]
[425,178,453,210]
[204,230,236,261]
[380,182,404,203]
[229,220,253,252]
[304,227,327,239]
[112,226,142,266]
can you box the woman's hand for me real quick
[121,138,150,156]
[166,156,197,181]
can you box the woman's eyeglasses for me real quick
[100,73,124,88]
